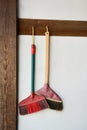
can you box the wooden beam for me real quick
[18,18,87,36]
[0,0,17,130]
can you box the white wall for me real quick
[18,0,87,130]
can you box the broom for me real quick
[19,27,49,115]
[36,26,63,110]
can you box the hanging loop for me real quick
[32,26,34,35]
[32,26,34,44]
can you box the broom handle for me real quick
[44,28,50,84]
[31,27,36,98]
[31,44,36,97]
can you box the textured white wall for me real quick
[18,0,87,130]
[18,0,87,20]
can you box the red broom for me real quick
[19,27,49,115]
[36,27,63,110]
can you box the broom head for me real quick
[19,94,49,115]
[36,84,63,110]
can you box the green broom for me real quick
[36,26,63,110]
[19,27,49,115]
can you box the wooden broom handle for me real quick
[44,29,50,84]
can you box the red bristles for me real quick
[27,102,41,113]
[19,95,49,115]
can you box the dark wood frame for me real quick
[0,0,17,130]
[18,18,87,36]
[0,0,87,130]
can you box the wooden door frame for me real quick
[0,0,17,130]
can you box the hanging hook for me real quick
[46,26,49,32]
